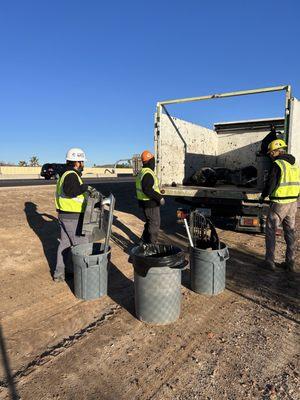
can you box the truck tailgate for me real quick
[162,184,261,200]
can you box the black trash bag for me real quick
[227,165,257,187]
[190,167,217,187]
[131,244,186,277]
[189,166,257,187]
[238,165,257,187]
[215,167,232,183]
[240,165,257,180]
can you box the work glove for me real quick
[87,186,98,198]
[160,197,165,206]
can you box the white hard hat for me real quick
[66,148,86,161]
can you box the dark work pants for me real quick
[141,206,161,244]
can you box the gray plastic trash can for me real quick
[72,242,111,300]
[190,242,229,295]
[131,244,186,324]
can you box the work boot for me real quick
[278,261,288,270]
[53,275,65,283]
[263,260,276,271]
[142,243,154,257]
[279,260,296,272]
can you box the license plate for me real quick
[241,217,259,226]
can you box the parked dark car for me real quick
[40,163,66,180]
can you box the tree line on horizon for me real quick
[0,159,131,168]
[0,156,40,167]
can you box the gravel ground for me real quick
[0,182,299,400]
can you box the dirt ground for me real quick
[0,182,299,400]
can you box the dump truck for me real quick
[154,85,300,232]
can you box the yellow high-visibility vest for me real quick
[136,168,161,201]
[270,159,300,204]
[55,170,87,212]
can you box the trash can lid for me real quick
[82,191,115,247]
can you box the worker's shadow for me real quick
[111,216,140,255]
[24,202,60,277]
[0,324,20,400]
[108,261,135,316]
[226,248,300,325]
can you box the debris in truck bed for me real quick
[188,166,257,188]
[189,167,217,187]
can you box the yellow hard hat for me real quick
[267,139,287,153]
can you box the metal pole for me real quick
[184,218,194,248]
[284,85,292,147]
[158,85,289,107]
[104,194,115,253]
[155,103,162,182]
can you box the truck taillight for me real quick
[177,209,188,220]
[240,217,259,227]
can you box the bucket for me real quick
[190,242,229,295]
[71,242,111,300]
[131,244,186,324]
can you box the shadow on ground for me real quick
[111,216,140,255]
[24,202,60,277]
[108,262,135,317]
[0,324,20,399]
[226,248,300,323]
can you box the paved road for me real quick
[0,176,135,187]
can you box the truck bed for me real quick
[162,184,261,200]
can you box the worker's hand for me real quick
[87,186,98,198]
[160,197,165,206]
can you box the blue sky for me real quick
[1,0,300,166]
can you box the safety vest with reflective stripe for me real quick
[136,168,161,201]
[270,159,300,204]
[55,170,87,212]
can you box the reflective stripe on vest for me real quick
[135,167,161,201]
[55,170,87,212]
[270,159,300,204]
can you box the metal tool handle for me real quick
[184,218,194,248]
[104,194,115,253]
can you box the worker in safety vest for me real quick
[136,151,165,244]
[53,148,96,282]
[260,139,300,272]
